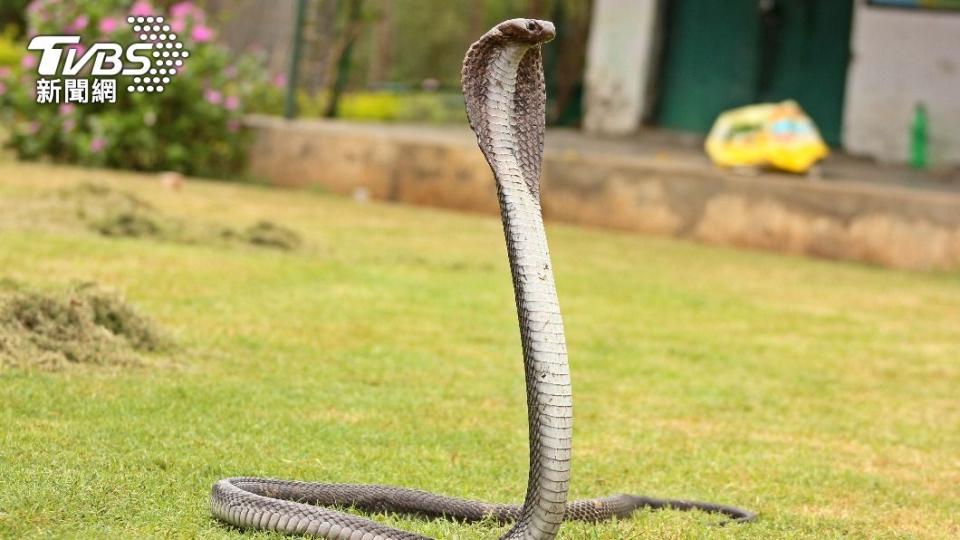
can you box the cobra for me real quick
[210,19,756,540]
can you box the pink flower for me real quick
[21,55,37,69]
[271,73,287,89]
[224,95,239,111]
[170,1,199,19]
[26,0,48,19]
[227,119,240,132]
[203,89,222,105]
[27,121,40,135]
[130,0,154,16]
[62,117,76,133]
[90,137,107,153]
[0,82,7,96]
[170,20,185,33]
[191,24,214,43]
[99,17,118,34]
[67,15,88,32]
[59,103,74,115]
[0,67,10,79]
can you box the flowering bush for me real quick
[0,0,268,178]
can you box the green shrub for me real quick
[0,0,271,178]
[0,0,29,39]
[0,27,23,69]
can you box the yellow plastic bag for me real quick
[705,100,829,174]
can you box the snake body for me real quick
[210,19,756,540]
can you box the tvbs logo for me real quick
[26,15,188,104]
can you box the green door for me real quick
[655,0,853,146]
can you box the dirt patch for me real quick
[57,183,302,250]
[0,281,169,370]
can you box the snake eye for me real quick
[526,21,538,31]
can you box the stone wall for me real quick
[247,116,960,270]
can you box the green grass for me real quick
[0,162,958,539]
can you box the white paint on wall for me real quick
[582,0,659,135]
[843,3,960,165]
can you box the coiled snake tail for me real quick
[210,18,756,540]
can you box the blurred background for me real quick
[1,0,960,269]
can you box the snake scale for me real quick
[210,19,756,540]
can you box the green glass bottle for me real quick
[910,103,928,170]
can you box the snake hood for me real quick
[462,19,554,200]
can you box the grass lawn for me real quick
[0,161,958,539]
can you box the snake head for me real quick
[497,18,556,44]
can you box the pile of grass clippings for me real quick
[0,281,169,370]
[57,183,302,250]
[61,183,156,223]
[59,183,176,241]
[93,211,166,239]
[61,182,154,214]
[222,220,302,251]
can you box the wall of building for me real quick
[844,3,960,166]
[582,0,659,135]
